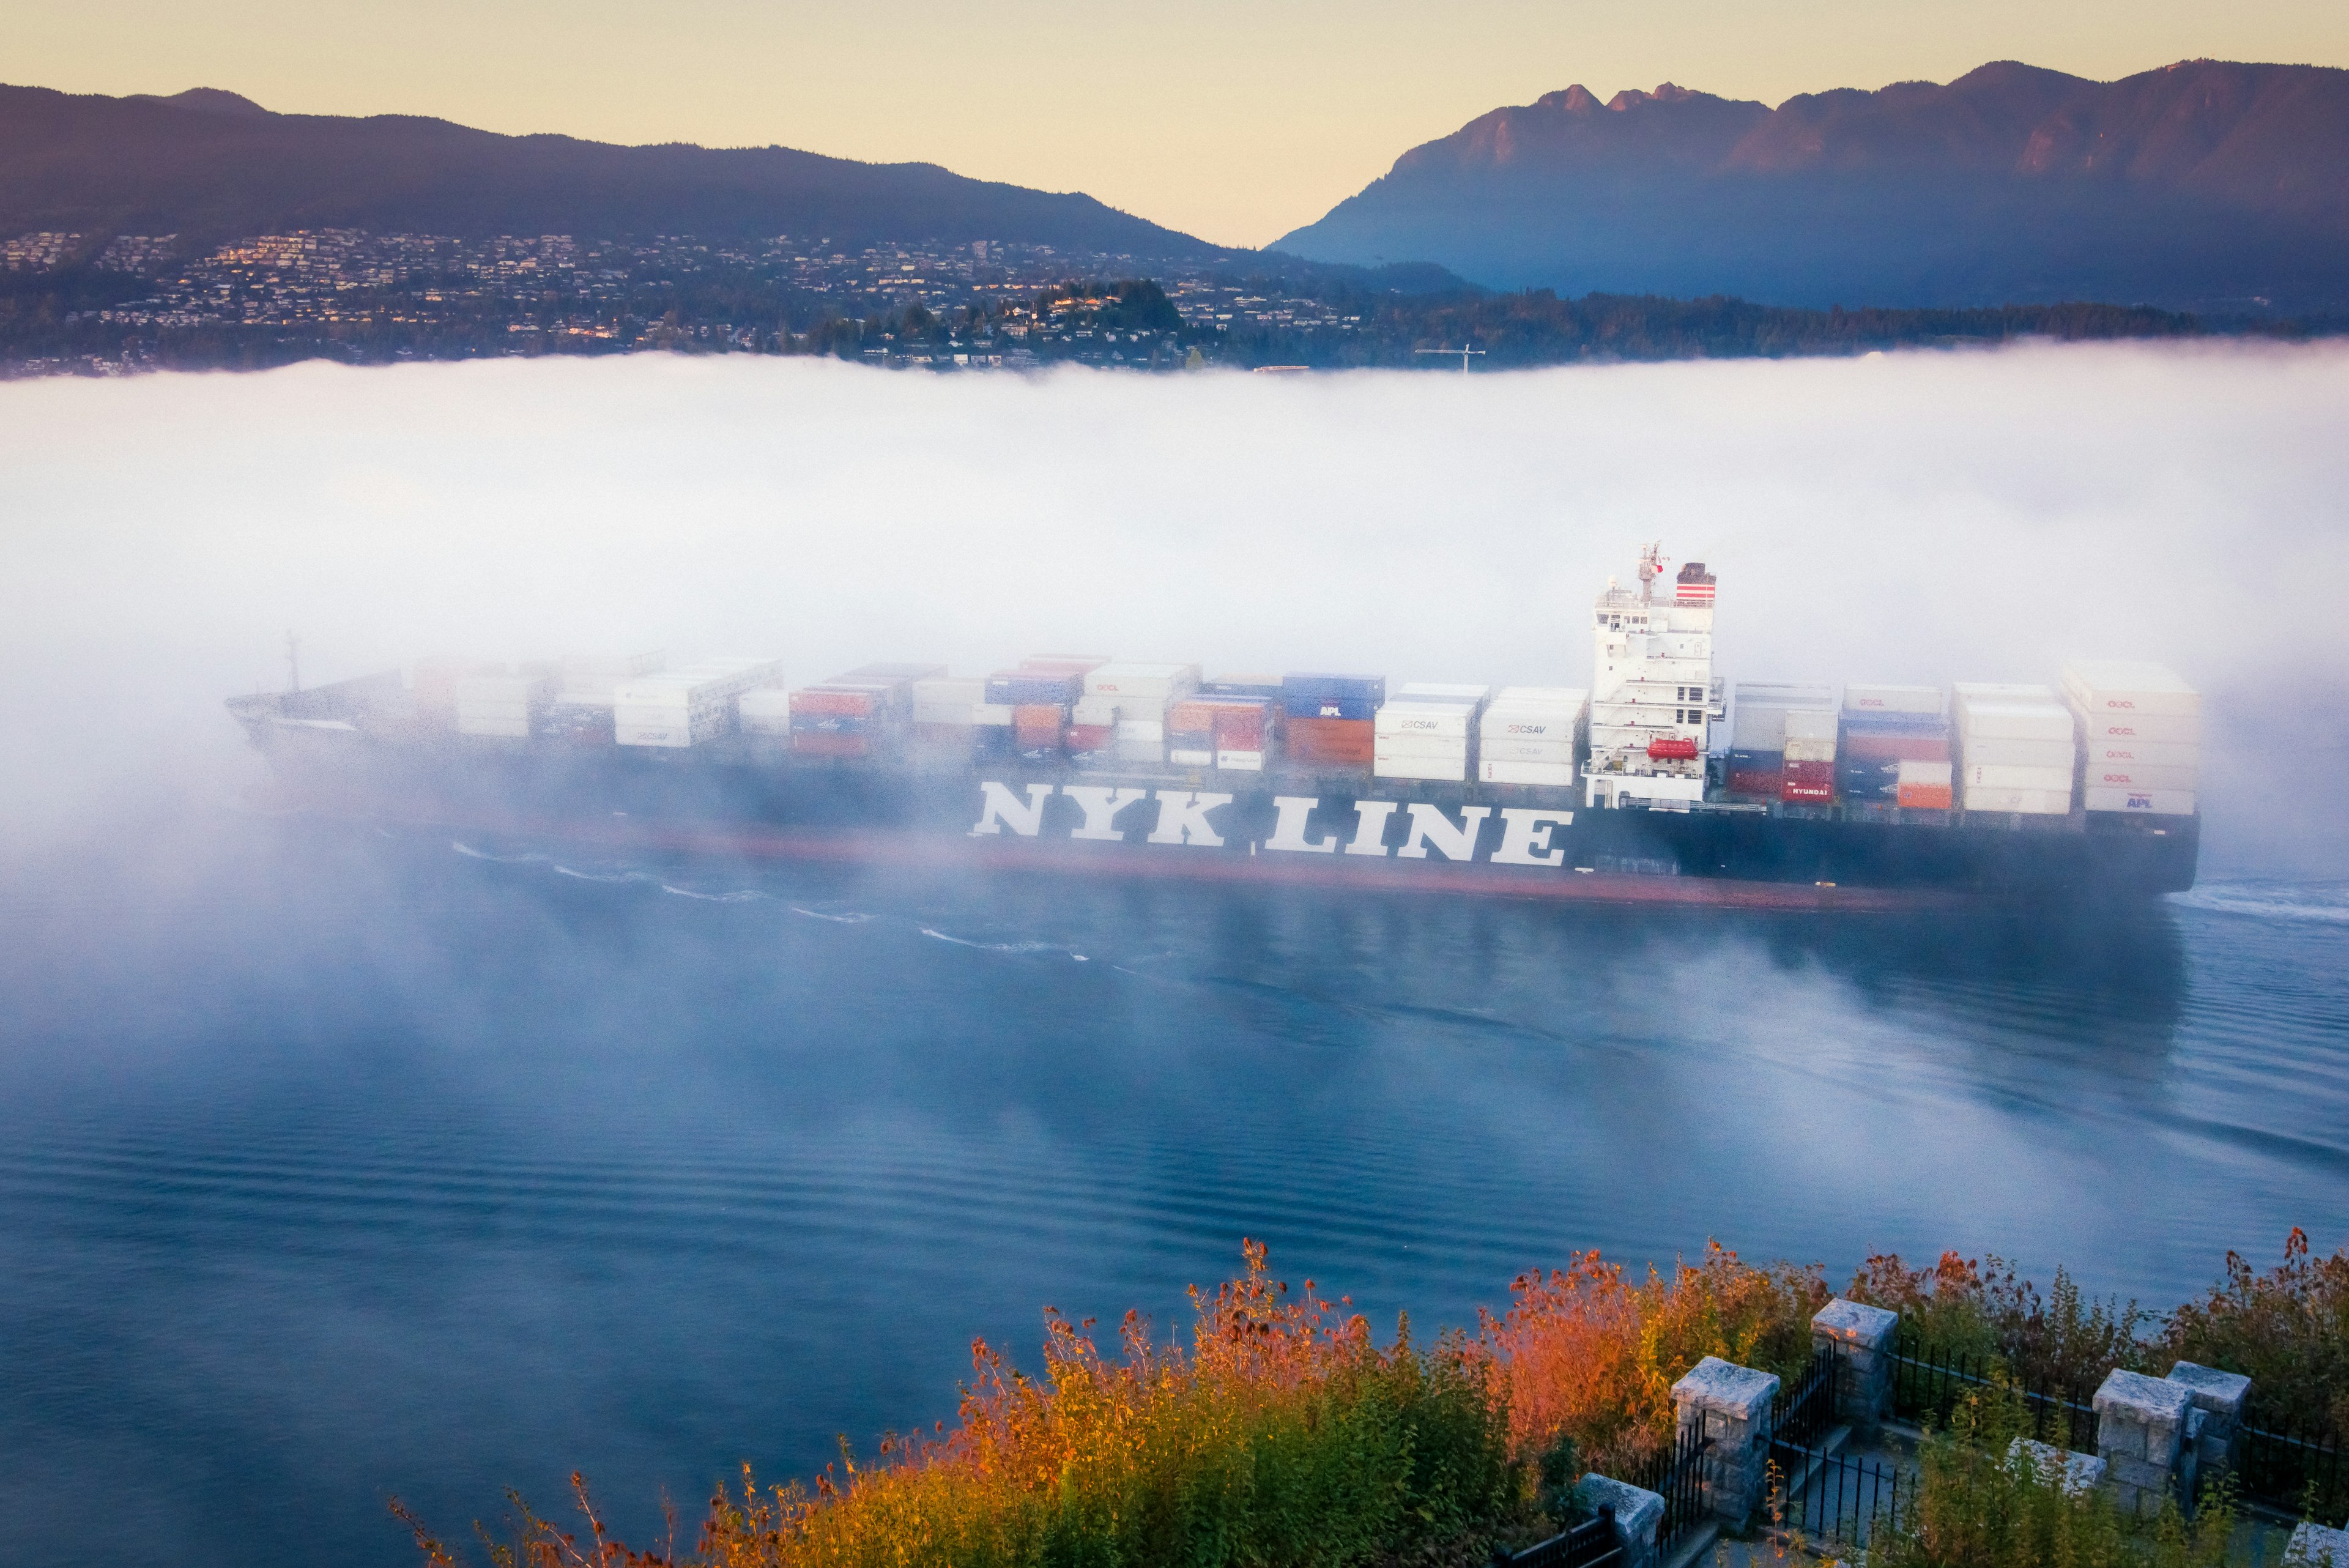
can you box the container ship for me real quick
[227,547,2202,910]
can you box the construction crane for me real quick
[1415,345,1486,374]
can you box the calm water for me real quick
[2,806,2346,1567]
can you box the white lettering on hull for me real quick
[1148,790,1234,847]
[971,781,1054,836]
[1061,786,1151,841]
[1398,803,1491,860]
[1492,808,1574,866]
[1345,801,1398,856]
[1265,796,1338,853]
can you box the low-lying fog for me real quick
[4,341,2345,873]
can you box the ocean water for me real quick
[1,805,2344,1568]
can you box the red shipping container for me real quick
[1842,731,1950,762]
[1212,704,1267,748]
[1783,757,1836,802]
[1727,768,1781,798]
[1286,717,1373,764]
[1066,724,1115,752]
[792,733,870,758]
[791,686,882,717]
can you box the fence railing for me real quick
[2238,1416,2345,1519]
[1765,1441,1909,1550]
[1622,1418,1713,1556]
[1771,1342,1840,1451]
[1501,1508,1622,1568]
[1889,1330,2101,1452]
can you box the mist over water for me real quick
[2,346,2347,1567]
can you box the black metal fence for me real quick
[2238,1416,2345,1520]
[1501,1509,1622,1568]
[1767,1441,1909,1549]
[1622,1419,1713,1556]
[1888,1329,2101,1451]
[1771,1343,1840,1451]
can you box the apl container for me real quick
[1282,672,1385,721]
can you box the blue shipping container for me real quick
[1283,694,1378,721]
[1837,757,1902,800]
[984,673,1082,705]
[790,713,881,735]
[1203,678,1283,699]
[1282,672,1384,703]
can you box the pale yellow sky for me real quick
[17,0,2348,247]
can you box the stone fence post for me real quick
[1575,1475,1664,1568]
[2092,1369,2197,1518]
[2163,1362,2252,1481]
[1811,1298,1900,1440]
[1672,1356,1780,1529]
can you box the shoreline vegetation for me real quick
[399,1232,2348,1568]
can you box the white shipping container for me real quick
[912,677,985,705]
[1958,735,2076,768]
[1843,684,1944,715]
[1962,786,2074,815]
[972,703,1015,726]
[1374,734,1472,761]
[615,718,692,749]
[1376,702,1475,739]
[1169,747,1215,767]
[1898,759,1953,786]
[1735,681,1835,708]
[1783,708,1838,743]
[1216,749,1265,771]
[1071,697,1119,726]
[1965,762,2076,790]
[2081,738,2199,770]
[1116,719,1167,742]
[2082,762,2200,792]
[2070,707,2202,745]
[1075,663,1193,700]
[1480,759,1578,786]
[1953,682,2058,709]
[737,689,795,735]
[1784,736,1836,762]
[2060,660,2199,718]
[1480,713,1578,743]
[1375,754,1470,781]
[1395,682,1490,704]
[911,705,978,726]
[2084,786,2197,816]
[1111,739,1165,763]
[1960,702,2074,741]
[1480,737,1577,764]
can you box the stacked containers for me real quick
[614,657,784,748]
[1477,687,1586,786]
[541,652,664,745]
[735,687,795,737]
[1781,708,1837,802]
[1727,682,1835,798]
[1374,684,1488,782]
[1952,683,2076,814]
[1281,674,1384,768]
[1164,694,1270,769]
[1837,685,1952,807]
[909,677,988,764]
[2060,660,2201,816]
[411,657,505,726]
[985,664,1088,760]
[784,667,933,759]
[1080,662,1200,764]
[455,672,555,738]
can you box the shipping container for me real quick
[1841,725,1951,762]
[2070,710,2202,745]
[2082,786,2197,816]
[1203,675,1285,699]
[1372,732,1471,761]
[1964,762,2074,790]
[1956,735,2075,768]
[1953,682,2059,708]
[1480,759,1578,787]
[1067,724,1116,754]
[1285,717,1373,765]
[1083,662,1201,701]
[910,677,986,726]
[1374,752,1469,782]
[1169,747,1216,767]
[2082,762,2200,792]
[1115,719,1167,743]
[1783,708,1837,743]
[790,712,881,736]
[737,689,794,736]
[1735,681,1836,708]
[791,686,888,718]
[1216,750,1266,771]
[1783,756,1836,802]
[1843,684,1945,715]
[614,657,784,748]
[1784,735,1837,763]
[1280,672,1384,719]
[1212,703,1269,748]
[2080,738,2199,770]
[1394,682,1490,705]
[985,671,1083,705]
[1958,702,2075,742]
[1962,786,2073,815]
[1897,759,1956,809]
[834,662,948,685]
[2060,660,2199,718]
[1480,737,1577,764]
[1375,701,1475,740]
[1071,697,1119,727]
[1019,655,1111,675]
[792,733,870,759]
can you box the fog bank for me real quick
[4,342,2345,874]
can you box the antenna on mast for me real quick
[285,631,301,694]
[1414,344,1486,374]
[1636,541,1669,602]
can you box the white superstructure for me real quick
[1584,543,1722,808]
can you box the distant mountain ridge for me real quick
[0,84,1220,256]
[1276,59,2349,313]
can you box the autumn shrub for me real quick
[2161,1229,2349,1435]
[1869,1381,2236,1568]
[1479,1242,1828,1476]
[1847,1249,2149,1394]
[403,1241,1523,1568]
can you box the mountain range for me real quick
[1275,59,2349,313]
[0,84,1217,258]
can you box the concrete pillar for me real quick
[2163,1361,2252,1481]
[1576,1474,1664,1568]
[1811,1298,1900,1440]
[1672,1355,1781,1529]
[2288,1521,2348,1566]
[2091,1368,2196,1518]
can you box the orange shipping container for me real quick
[792,733,870,758]
[1286,716,1374,764]
[1897,781,1955,808]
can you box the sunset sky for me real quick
[18,0,2348,247]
